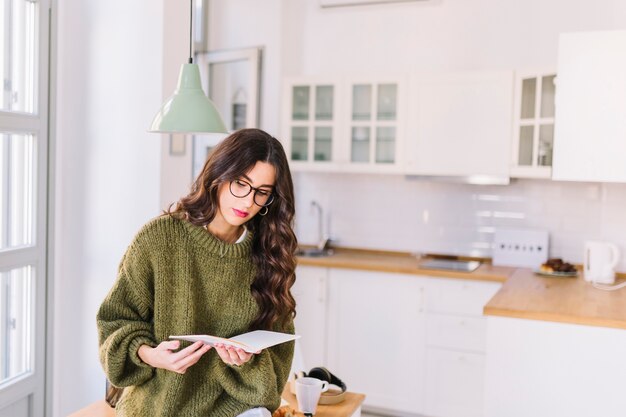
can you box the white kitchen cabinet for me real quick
[326,269,426,415]
[342,76,407,173]
[406,71,514,182]
[423,277,501,417]
[485,316,626,417]
[510,70,556,179]
[292,266,329,369]
[282,77,343,171]
[424,277,502,317]
[425,348,486,417]
[293,267,500,416]
[552,30,626,183]
[282,75,407,174]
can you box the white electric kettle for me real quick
[584,241,620,284]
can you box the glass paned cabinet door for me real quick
[520,78,536,120]
[315,86,333,121]
[291,127,308,161]
[349,82,399,165]
[352,85,372,121]
[514,72,556,175]
[377,84,397,121]
[314,127,332,161]
[292,86,310,121]
[375,127,395,163]
[540,75,556,118]
[538,124,554,166]
[351,126,370,162]
[288,82,335,164]
[518,125,534,166]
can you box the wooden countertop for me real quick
[298,248,626,330]
[281,386,365,417]
[484,268,626,330]
[297,248,513,283]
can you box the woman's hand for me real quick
[138,340,211,374]
[214,343,259,367]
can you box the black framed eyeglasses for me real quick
[229,179,275,207]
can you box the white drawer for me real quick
[424,348,486,417]
[426,313,487,352]
[425,278,501,316]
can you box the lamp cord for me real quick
[188,0,193,64]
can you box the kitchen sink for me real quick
[296,248,334,257]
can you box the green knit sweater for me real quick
[97,215,295,417]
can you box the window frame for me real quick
[0,0,51,415]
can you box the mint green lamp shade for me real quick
[149,63,228,134]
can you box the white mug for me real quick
[584,241,620,284]
[295,377,329,415]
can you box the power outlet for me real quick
[492,229,549,268]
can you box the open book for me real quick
[170,330,300,354]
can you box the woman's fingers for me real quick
[234,348,253,362]
[214,344,254,366]
[170,341,205,362]
[158,340,180,351]
[226,347,242,364]
[174,343,212,373]
[214,344,232,363]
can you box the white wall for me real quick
[191,0,626,270]
[53,1,163,415]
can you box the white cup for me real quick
[295,377,329,415]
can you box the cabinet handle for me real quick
[418,287,424,313]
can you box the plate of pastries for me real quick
[535,258,578,277]
[272,406,299,417]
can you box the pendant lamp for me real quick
[149,0,227,134]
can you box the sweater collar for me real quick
[179,218,253,258]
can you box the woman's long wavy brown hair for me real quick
[166,129,297,331]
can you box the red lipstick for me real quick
[232,208,249,218]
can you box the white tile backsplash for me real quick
[293,173,626,271]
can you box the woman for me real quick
[97,129,298,417]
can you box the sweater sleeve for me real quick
[97,236,157,387]
[212,319,295,410]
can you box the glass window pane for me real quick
[291,127,308,161]
[0,266,34,386]
[0,133,36,250]
[540,75,556,119]
[314,127,332,161]
[376,127,395,163]
[315,86,333,121]
[520,78,536,119]
[292,86,309,121]
[518,126,534,166]
[538,124,554,167]
[351,126,370,162]
[352,85,371,121]
[0,0,39,113]
[377,84,397,121]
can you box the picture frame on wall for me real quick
[192,46,263,178]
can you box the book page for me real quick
[170,330,299,353]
